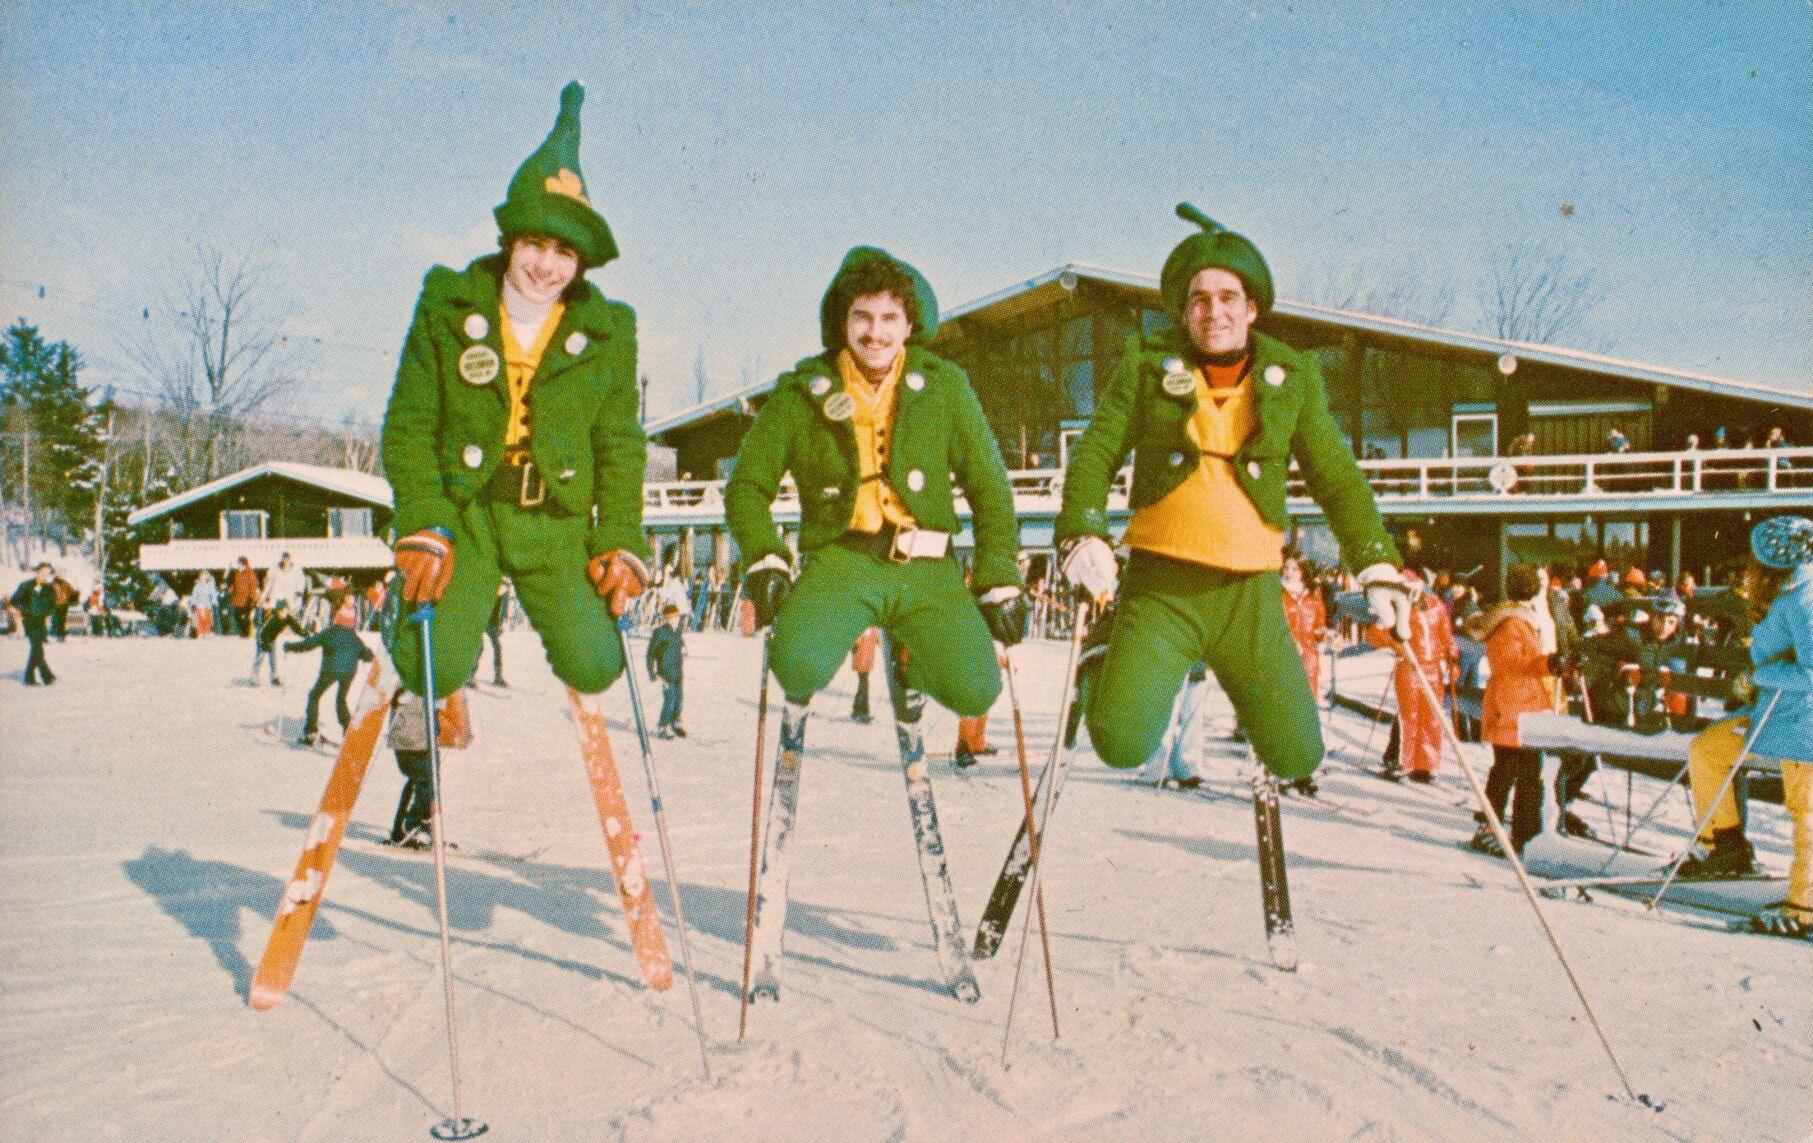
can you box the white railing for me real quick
[137,536,395,571]
[643,446,1811,522]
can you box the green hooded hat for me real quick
[819,246,939,352]
[1159,203,1274,324]
[494,81,618,269]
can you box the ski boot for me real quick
[1406,770,1434,785]
[1467,822,1507,858]
[297,732,319,747]
[1745,902,1810,940]
[1174,775,1203,791]
[954,743,978,770]
[1675,827,1756,880]
[1287,775,1318,798]
[1559,810,1598,840]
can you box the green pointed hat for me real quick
[1159,203,1273,323]
[494,81,618,269]
[819,246,939,352]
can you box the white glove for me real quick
[1061,536,1118,602]
[1357,562,1411,642]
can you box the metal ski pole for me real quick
[1002,649,1060,1040]
[615,621,713,1079]
[1002,598,1090,1067]
[1644,689,1783,912]
[411,604,487,1141]
[739,633,772,1041]
[1390,637,1646,1106]
[1353,669,1396,770]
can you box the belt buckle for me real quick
[519,461,546,508]
[887,527,912,564]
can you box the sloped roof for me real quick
[127,462,392,526]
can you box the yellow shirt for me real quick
[836,349,917,533]
[498,299,566,457]
[1121,367,1283,571]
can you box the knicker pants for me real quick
[768,542,1001,718]
[1087,553,1321,780]
[392,499,624,700]
[1691,714,1810,918]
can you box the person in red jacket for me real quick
[1472,563,1555,856]
[1368,569,1457,782]
[1281,556,1327,699]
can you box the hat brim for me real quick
[495,196,618,269]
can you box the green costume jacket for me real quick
[381,254,648,558]
[724,346,1024,592]
[1055,328,1398,571]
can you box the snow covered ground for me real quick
[1,628,1808,1142]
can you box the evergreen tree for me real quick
[0,320,106,542]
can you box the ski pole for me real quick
[411,604,486,1142]
[1002,598,1090,1067]
[614,621,713,1080]
[1002,649,1060,1040]
[1389,637,1646,1106]
[739,632,772,1041]
[1353,669,1395,770]
[1644,689,1782,912]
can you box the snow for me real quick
[1,629,1809,1142]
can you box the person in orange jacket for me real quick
[1281,555,1327,699]
[1368,568,1457,782]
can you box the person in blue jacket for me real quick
[1680,515,1812,938]
[646,603,686,738]
[286,604,376,746]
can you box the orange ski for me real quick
[249,659,394,1010]
[568,687,674,991]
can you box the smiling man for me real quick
[381,81,648,705]
[725,246,1024,1000]
[1056,204,1404,787]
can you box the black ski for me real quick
[973,742,1073,960]
[1252,768,1298,971]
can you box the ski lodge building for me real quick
[128,461,394,588]
[643,265,1811,589]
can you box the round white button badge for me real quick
[463,313,488,340]
[565,331,587,356]
[905,372,925,391]
[458,345,500,386]
[824,392,855,421]
[811,377,832,396]
[463,445,483,469]
[907,470,925,492]
[1248,461,1263,479]
[1264,365,1286,387]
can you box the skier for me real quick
[1054,205,1404,789]
[1367,569,1457,783]
[285,603,375,746]
[7,563,61,685]
[1677,515,1811,937]
[228,556,260,637]
[1281,556,1327,700]
[249,599,303,687]
[1472,563,1553,857]
[726,245,1025,720]
[386,690,473,848]
[190,570,219,637]
[726,244,1025,1001]
[381,81,649,703]
[476,580,511,688]
[646,603,686,738]
[1142,662,1207,789]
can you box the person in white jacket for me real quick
[259,552,308,616]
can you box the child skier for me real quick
[646,604,686,738]
[249,600,303,687]
[285,604,375,746]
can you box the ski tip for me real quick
[1268,935,1300,973]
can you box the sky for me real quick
[2,1,1807,435]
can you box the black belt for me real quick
[484,457,546,508]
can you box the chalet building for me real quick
[642,265,1811,591]
[128,462,394,589]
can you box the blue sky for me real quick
[2,2,1807,432]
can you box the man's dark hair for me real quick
[35,562,54,572]
[825,258,919,351]
[1505,563,1543,603]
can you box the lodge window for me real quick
[328,507,373,538]
[221,510,267,540]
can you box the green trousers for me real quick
[770,541,1001,717]
[1086,552,1321,780]
[391,499,623,700]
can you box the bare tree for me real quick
[1295,260,1457,326]
[124,244,307,486]
[1476,243,1607,345]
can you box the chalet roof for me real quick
[127,462,393,527]
[647,262,1808,444]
